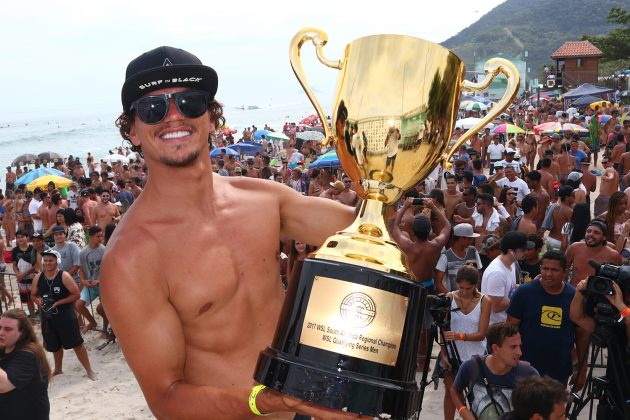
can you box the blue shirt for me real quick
[569,149,587,168]
[506,279,576,383]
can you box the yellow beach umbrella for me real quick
[590,100,611,110]
[26,174,72,191]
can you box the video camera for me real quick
[426,294,452,326]
[586,260,630,297]
[40,294,56,319]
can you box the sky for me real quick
[0,0,506,120]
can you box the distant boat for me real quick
[234,105,245,110]
[247,105,260,110]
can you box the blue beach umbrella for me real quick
[228,142,264,154]
[16,167,65,185]
[252,130,270,140]
[309,150,341,169]
[210,147,239,158]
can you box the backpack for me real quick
[465,355,532,420]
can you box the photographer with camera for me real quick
[570,263,630,419]
[31,249,95,380]
[506,251,589,389]
[0,308,51,420]
[393,196,451,372]
[440,265,492,420]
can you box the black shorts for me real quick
[18,281,33,303]
[42,319,84,352]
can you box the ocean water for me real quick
[0,99,321,190]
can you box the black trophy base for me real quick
[254,258,427,419]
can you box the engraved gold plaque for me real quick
[299,276,408,366]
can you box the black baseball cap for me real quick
[121,46,218,112]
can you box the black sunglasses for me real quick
[130,90,211,125]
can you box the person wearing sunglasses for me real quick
[102,46,357,419]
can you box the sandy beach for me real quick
[43,324,447,419]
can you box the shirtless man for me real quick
[452,186,477,222]
[470,133,483,157]
[244,158,260,178]
[392,197,451,371]
[566,220,622,286]
[338,176,359,207]
[5,167,16,192]
[129,177,143,198]
[225,155,242,176]
[579,159,597,205]
[81,189,98,227]
[100,173,115,191]
[525,171,549,230]
[555,144,572,184]
[594,157,618,217]
[101,47,358,420]
[539,157,557,202]
[481,127,492,168]
[621,119,630,143]
[516,195,538,235]
[1,190,16,246]
[38,192,51,232]
[443,174,463,220]
[92,190,120,228]
[547,185,574,252]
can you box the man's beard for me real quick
[585,238,604,248]
[160,148,200,167]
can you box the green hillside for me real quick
[442,0,627,80]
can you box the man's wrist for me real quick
[248,385,269,416]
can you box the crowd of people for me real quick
[0,43,629,419]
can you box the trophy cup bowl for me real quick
[254,28,519,419]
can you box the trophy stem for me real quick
[311,199,412,279]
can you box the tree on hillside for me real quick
[582,7,630,61]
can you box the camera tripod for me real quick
[566,328,630,420]
[418,311,463,413]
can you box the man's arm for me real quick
[430,200,452,249]
[0,368,16,393]
[100,244,353,419]
[278,183,355,247]
[569,280,596,333]
[390,198,415,249]
[54,272,80,307]
[484,272,510,314]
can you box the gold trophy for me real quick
[254,28,518,419]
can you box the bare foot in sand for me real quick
[53,370,63,376]
[87,370,97,381]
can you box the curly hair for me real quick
[115,99,226,153]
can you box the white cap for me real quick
[568,171,583,182]
[453,223,480,238]
[493,161,504,168]
[505,148,516,154]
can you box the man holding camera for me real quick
[506,251,589,388]
[31,249,95,380]
[570,273,630,418]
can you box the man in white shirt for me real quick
[496,166,530,202]
[27,189,43,233]
[499,148,522,174]
[481,232,534,326]
[487,135,505,175]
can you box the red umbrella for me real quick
[221,128,237,136]
[299,114,320,126]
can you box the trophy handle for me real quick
[444,58,520,162]
[289,28,343,146]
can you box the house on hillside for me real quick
[549,41,603,89]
